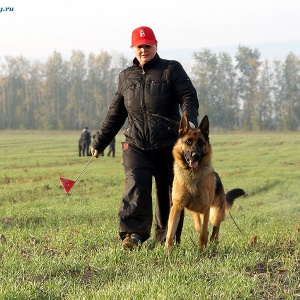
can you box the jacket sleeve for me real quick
[171,61,199,126]
[92,72,128,152]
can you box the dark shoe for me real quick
[122,233,141,251]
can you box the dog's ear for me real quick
[179,114,190,136]
[199,115,209,137]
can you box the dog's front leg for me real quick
[191,212,202,233]
[165,204,182,253]
[199,209,210,250]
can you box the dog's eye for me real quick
[198,140,204,146]
[185,139,193,146]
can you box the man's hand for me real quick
[90,147,99,158]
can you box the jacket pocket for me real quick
[149,113,179,140]
[149,80,169,97]
[124,83,138,100]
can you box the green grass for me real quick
[0,130,299,299]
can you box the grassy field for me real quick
[0,130,299,299]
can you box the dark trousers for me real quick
[118,144,184,244]
[78,142,82,156]
[107,145,115,157]
[81,142,90,156]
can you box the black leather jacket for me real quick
[92,53,199,151]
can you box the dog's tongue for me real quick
[189,161,199,169]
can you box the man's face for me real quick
[133,44,157,66]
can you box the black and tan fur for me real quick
[165,114,245,252]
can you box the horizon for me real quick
[1,40,299,66]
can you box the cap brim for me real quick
[131,39,156,47]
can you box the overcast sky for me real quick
[1,0,300,60]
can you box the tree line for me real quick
[0,46,299,131]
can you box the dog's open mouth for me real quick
[184,155,199,169]
[189,160,199,169]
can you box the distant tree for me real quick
[1,56,33,129]
[86,50,118,130]
[192,49,218,122]
[68,50,87,130]
[272,59,285,130]
[192,50,240,129]
[29,60,45,129]
[216,52,238,129]
[43,51,68,129]
[235,45,261,130]
[0,61,8,129]
[281,52,300,130]
[258,59,274,130]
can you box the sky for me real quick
[1,0,300,61]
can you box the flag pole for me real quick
[60,156,95,194]
[74,156,94,182]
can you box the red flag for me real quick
[59,177,76,193]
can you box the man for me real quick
[80,127,91,157]
[91,26,199,250]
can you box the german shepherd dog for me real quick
[165,114,245,252]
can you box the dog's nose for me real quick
[191,152,200,161]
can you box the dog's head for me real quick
[174,114,211,169]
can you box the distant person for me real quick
[80,127,91,157]
[107,137,116,157]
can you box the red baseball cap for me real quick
[131,26,157,47]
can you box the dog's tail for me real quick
[225,188,245,212]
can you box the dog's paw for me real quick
[165,242,173,256]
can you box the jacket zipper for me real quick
[140,66,149,149]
